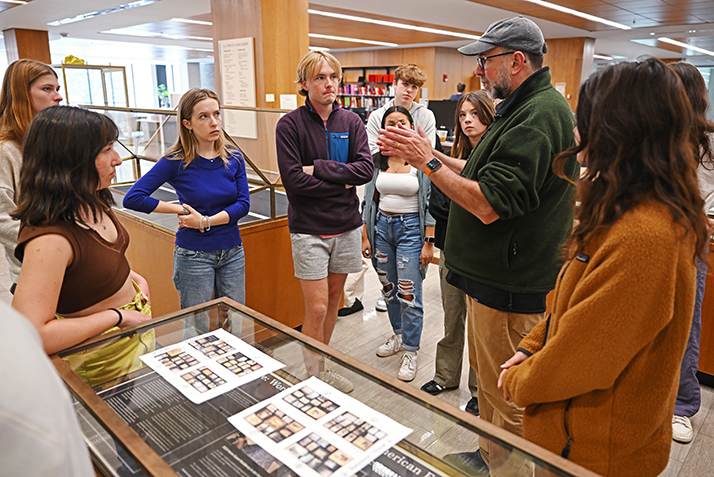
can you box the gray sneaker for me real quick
[376,334,402,357]
[318,369,354,393]
[375,297,387,312]
[398,352,417,382]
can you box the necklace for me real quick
[86,222,107,232]
[387,160,410,173]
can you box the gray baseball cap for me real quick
[459,16,547,57]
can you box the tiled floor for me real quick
[1,250,712,475]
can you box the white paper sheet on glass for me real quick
[140,328,285,404]
[228,376,412,477]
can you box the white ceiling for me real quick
[0,0,712,65]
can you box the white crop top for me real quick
[376,168,419,214]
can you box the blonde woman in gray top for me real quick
[0,59,62,289]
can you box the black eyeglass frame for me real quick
[476,51,516,70]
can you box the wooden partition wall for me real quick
[335,38,593,107]
[210,0,309,178]
[117,211,304,329]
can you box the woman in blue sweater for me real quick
[124,89,250,335]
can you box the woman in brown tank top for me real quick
[11,107,153,383]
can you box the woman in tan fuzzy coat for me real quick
[499,58,710,476]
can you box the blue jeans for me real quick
[374,211,424,352]
[173,244,245,338]
[674,257,707,417]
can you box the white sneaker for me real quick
[376,297,387,312]
[398,352,417,382]
[318,369,354,393]
[672,415,693,443]
[376,334,402,357]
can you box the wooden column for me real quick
[210,0,309,107]
[543,37,595,112]
[208,0,308,325]
[3,28,51,64]
[210,0,309,175]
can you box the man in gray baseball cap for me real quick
[378,15,578,474]
[458,15,548,57]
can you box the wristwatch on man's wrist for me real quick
[425,236,435,244]
[425,157,442,177]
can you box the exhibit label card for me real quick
[228,377,412,477]
[140,328,284,404]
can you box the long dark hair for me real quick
[668,62,714,169]
[13,106,119,226]
[374,105,413,171]
[451,91,495,160]
[553,58,708,261]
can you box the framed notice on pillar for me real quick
[219,37,258,139]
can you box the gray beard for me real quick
[487,64,513,100]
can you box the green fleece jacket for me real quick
[503,201,697,476]
[444,68,577,295]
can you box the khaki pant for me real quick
[467,298,543,469]
[433,251,477,395]
[343,257,368,307]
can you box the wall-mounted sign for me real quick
[219,37,257,139]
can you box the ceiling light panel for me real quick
[659,37,714,57]
[308,9,479,40]
[171,18,213,26]
[308,33,397,47]
[48,0,162,26]
[520,0,631,30]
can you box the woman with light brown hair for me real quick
[124,88,250,336]
[0,59,62,288]
[420,91,495,414]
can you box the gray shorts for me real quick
[290,227,363,280]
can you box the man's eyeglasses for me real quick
[476,51,516,70]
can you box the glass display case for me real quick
[52,298,598,477]
[83,105,288,225]
[53,64,130,108]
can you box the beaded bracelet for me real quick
[109,308,123,328]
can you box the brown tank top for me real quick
[15,209,131,314]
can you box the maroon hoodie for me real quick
[276,99,373,235]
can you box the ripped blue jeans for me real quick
[374,211,424,351]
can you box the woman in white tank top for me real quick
[361,106,435,382]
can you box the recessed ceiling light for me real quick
[659,37,714,57]
[171,18,213,26]
[3,1,27,4]
[308,33,397,47]
[593,54,613,60]
[48,0,162,26]
[520,0,630,30]
[103,29,212,42]
[650,32,656,36]
[153,44,213,52]
[308,9,479,40]
[309,46,331,51]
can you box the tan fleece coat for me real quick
[503,201,697,476]
[0,140,22,283]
